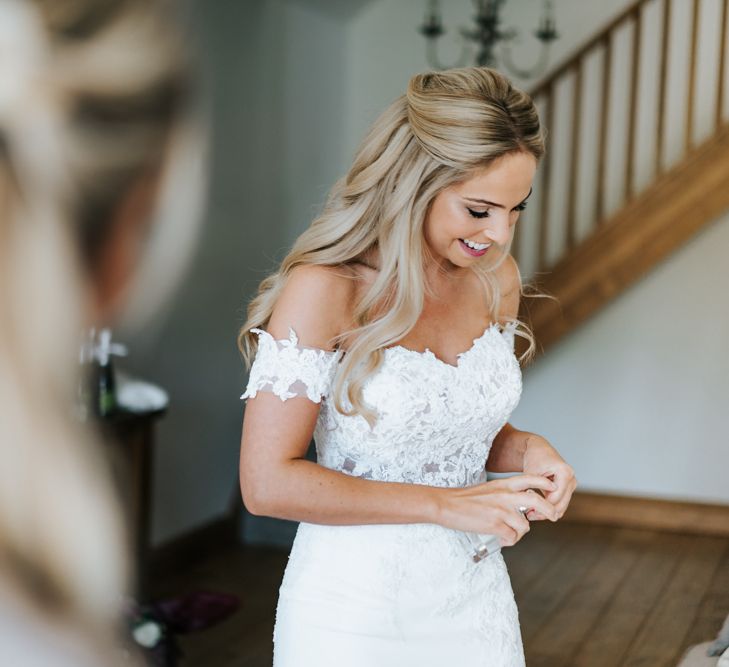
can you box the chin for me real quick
[444,254,473,270]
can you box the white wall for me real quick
[511,212,729,504]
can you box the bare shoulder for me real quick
[494,254,521,295]
[493,254,521,320]
[266,264,357,351]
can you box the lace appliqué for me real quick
[240,322,522,490]
[240,327,342,403]
[313,320,523,488]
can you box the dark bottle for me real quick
[91,328,127,418]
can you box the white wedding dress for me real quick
[241,320,526,666]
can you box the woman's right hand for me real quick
[435,474,559,547]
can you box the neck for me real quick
[422,249,469,292]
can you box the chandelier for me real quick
[419,0,559,79]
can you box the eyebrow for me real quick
[463,187,533,209]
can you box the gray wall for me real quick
[121,0,347,547]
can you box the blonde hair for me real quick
[0,0,201,658]
[240,67,543,427]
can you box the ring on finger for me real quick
[517,505,529,514]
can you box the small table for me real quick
[98,375,168,601]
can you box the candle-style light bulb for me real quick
[535,0,558,41]
[420,0,445,38]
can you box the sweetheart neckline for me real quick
[382,320,506,370]
[252,320,515,370]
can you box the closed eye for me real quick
[467,201,527,219]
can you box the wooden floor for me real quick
[151,520,729,667]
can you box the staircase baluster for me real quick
[656,0,671,177]
[626,7,642,202]
[538,86,554,273]
[567,60,583,251]
[716,0,728,130]
[596,34,612,227]
[686,0,701,154]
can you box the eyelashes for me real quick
[467,202,528,219]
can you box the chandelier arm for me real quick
[426,38,471,71]
[499,40,552,80]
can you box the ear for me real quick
[90,164,161,323]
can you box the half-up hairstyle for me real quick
[240,66,543,427]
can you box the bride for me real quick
[238,66,577,666]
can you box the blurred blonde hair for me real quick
[239,67,543,427]
[0,0,204,657]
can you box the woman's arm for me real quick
[486,422,564,474]
[240,264,444,526]
[485,424,577,520]
[241,390,443,524]
[242,390,556,534]
[485,422,527,473]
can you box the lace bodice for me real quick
[241,321,523,488]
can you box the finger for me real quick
[507,475,558,494]
[500,510,530,546]
[554,482,577,516]
[544,487,565,507]
[545,474,577,508]
[525,508,548,521]
[516,491,558,521]
[541,470,569,500]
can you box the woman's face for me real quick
[422,151,537,269]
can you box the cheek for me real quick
[432,202,466,240]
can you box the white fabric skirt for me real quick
[272,522,525,666]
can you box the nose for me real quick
[483,212,511,247]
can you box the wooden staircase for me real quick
[513,0,729,358]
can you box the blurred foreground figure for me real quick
[0,0,205,664]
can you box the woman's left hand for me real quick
[521,434,577,521]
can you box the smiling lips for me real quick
[459,238,491,257]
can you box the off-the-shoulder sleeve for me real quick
[240,326,342,403]
[501,320,519,350]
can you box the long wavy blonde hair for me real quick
[240,67,543,427]
[0,0,203,660]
